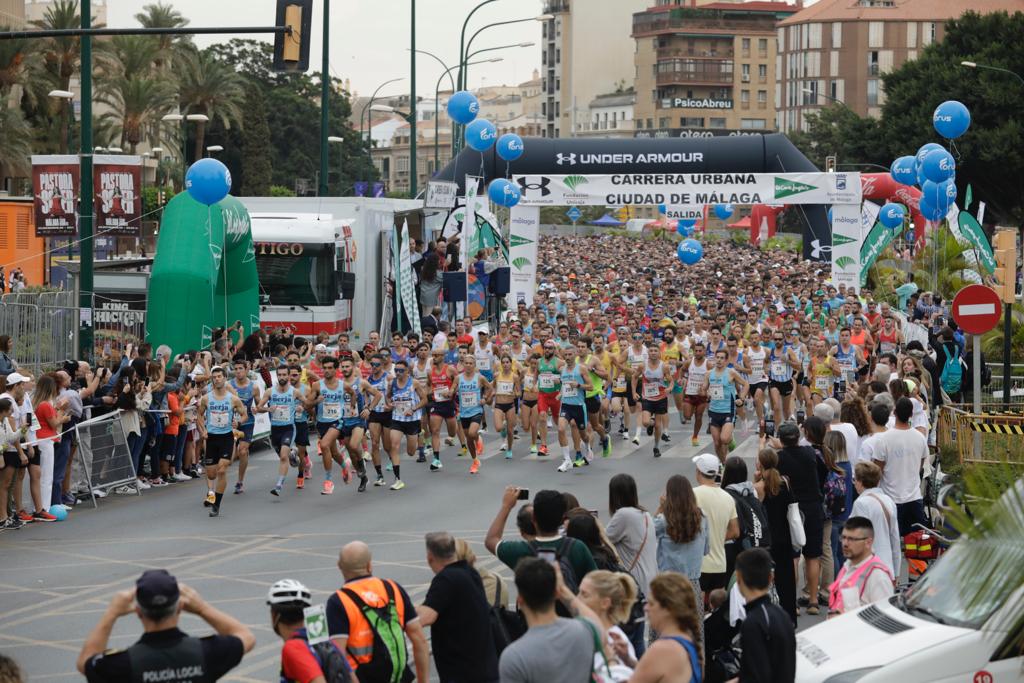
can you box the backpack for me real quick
[488,579,527,656]
[939,344,963,394]
[823,470,848,519]
[295,636,353,683]
[528,537,580,593]
[339,580,413,683]
[727,488,771,550]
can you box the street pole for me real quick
[79,0,93,359]
[318,0,330,197]
[1004,302,1012,406]
[973,334,982,457]
[409,0,417,198]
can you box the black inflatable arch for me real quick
[435,132,829,260]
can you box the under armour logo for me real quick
[517,177,551,197]
[810,239,833,260]
[556,153,576,166]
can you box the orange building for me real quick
[0,199,46,287]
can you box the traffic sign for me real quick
[566,206,582,223]
[952,284,1003,335]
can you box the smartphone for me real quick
[536,549,557,566]
[588,509,599,518]
[517,489,530,501]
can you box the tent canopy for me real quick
[590,213,624,226]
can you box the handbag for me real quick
[787,502,806,550]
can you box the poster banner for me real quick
[398,220,421,335]
[830,202,862,291]
[958,210,995,275]
[460,175,480,270]
[94,155,142,236]
[32,155,79,237]
[514,172,861,207]
[507,205,540,308]
[859,202,902,287]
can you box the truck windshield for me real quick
[255,243,337,307]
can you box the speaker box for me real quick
[442,271,467,301]
[489,266,511,296]
[339,272,356,300]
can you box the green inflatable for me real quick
[145,193,259,356]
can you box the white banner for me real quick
[398,220,421,335]
[515,172,861,207]
[425,180,458,209]
[460,175,479,269]
[830,203,862,292]
[507,205,540,308]
[663,205,703,221]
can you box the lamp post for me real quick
[961,60,1024,86]
[78,0,93,358]
[206,145,224,157]
[434,57,503,172]
[359,77,405,150]
[801,87,848,108]
[328,135,344,194]
[410,0,417,198]
[162,113,208,187]
[462,15,550,89]
[463,41,534,91]
[48,89,74,153]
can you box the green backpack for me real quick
[339,580,413,683]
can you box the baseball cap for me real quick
[692,453,721,476]
[314,343,328,352]
[5,372,30,385]
[135,569,179,609]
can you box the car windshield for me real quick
[256,243,337,307]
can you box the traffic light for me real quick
[273,0,313,73]
[993,229,1018,304]
[825,155,837,173]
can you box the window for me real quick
[742,37,751,55]
[830,50,839,75]
[759,38,768,56]
[777,27,784,48]
[256,243,338,307]
[802,80,817,105]
[709,117,727,128]
[742,63,751,82]
[646,118,653,129]
[831,22,842,48]
[556,48,561,63]
[397,156,409,172]
[555,102,560,116]
[541,102,547,116]
[869,21,884,48]
[922,22,936,45]
[808,23,822,49]
[759,64,768,81]
[659,116,670,128]
[867,79,878,107]
[879,50,893,74]
[775,82,781,108]
[868,50,880,75]
[681,117,704,127]
[741,118,767,129]
[555,77,560,90]
[907,49,917,61]
[758,90,767,104]
[741,89,750,107]
[906,22,917,48]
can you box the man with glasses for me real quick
[767,330,800,424]
[827,516,895,616]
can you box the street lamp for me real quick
[434,57,503,171]
[961,60,1024,86]
[162,113,208,186]
[48,89,74,153]
[206,145,224,156]
[327,136,345,194]
[801,87,847,107]
[464,41,535,90]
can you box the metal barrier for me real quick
[937,404,1024,466]
[71,409,137,507]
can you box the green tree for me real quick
[177,47,246,161]
[240,87,271,196]
[788,104,889,172]
[0,103,33,175]
[133,1,191,71]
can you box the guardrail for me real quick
[937,404,1024,466]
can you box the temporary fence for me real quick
[936,403,1024,466]
[69,408,137,507]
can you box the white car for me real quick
[795,519,1023,682]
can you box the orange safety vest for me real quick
[828,554,894,614]
[335,577,407,669]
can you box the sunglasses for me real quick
[395,368,406,373]
[370,363,381,368]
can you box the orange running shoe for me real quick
[470,459,480,475]
[296,476,305,489]
[476,437,484,456]
[321,480,335,495]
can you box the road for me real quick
[0,416,822,681]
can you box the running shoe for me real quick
[430,458,442,471]
[529,444,538,454]
[386,462,393,471]
[691,436,700,447]
[92,488,109,498]
[458,447,467,457]
[150,478,169,487]
[631,434,641,446]
[62,493,78,505]
[662,433,671,443]
[17,510,33,523]
[172,472,191,482]
[204,491,215,507]
[653,447,662,458]
[271,485,282,497]
[374,475,386,486]
[621,430,630,441]
[505,448,513,460]
[33,511,57,522]
[209,507,220,518]
[288,449,300,468]
[602,437,612,457]
[646,424,654,436]
[1,518,19,531]
[296,476,305,490]
[476,437,484,456]
[358,475,368,493]
[586,445,595,462]
[728,438,737,452]
[136,479,151,490]
[390,479,406,491]
[469,459,480,475]
[538,444,548,456]
[557,459,572,473]
[573,453,586,468]
[112,485,133,496]
[233,482,244,494]
[321,480,335,495]
[416,450,426,464]
[444,436,456,446]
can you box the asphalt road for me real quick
[0,415,822,681]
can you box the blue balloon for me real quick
[890,156,917,185]
[677,238,703,265]
[447,90,480,125]
[488,178,520,207]
[933,100,970,139]
[915,164,929,188]
[185,158,231,206]
[48,505,68,521]
[917,195,945,222]
[878,202,905,229]
[465,118,497,152]
[677,218,696,228]
[658,204,667,214]
[922,178,957,211]
[503,183,521,208]
[915,142,945,169]
[676,222,693,238]
[496,133,524,161]
[921,148,955,183]
[713,203,734,220]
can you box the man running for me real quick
[556,345,592,471]
[621,330,648,445]
[410,342,433,462]
[455,355,492,474]
[577,336,611,459]
[288,364,312,487]
[535,341,562,456]
[306,356,353,495]
[255,365,299,496]
[365,354,396,486]
[767,329,801,423]
[198,366,249,518]
[384,359,427,489]
[228,356,261,494]
[427,348,458,471]
[636,343,672,458]
[705,349,748,461]
[339,357,379,493]
[831,327,866,401]
[682,341,710,447]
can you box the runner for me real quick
[705,349,748,462]
[556,344,592,472]
[410,343,433,462]
[455,355,492,475]
[228,357,261,495]
[379,359,427,490]
[767,329,801,423]
[621,330,649,445]
[876,315,903,356]
[660,326,688,429]
[608,327,632,440]
[305,356,353,495]
[808,338,841,409]
[520,353,541,454]
[365,354,396,486]
[577,336,611,459]
[491,354,520,460]
[426,348,458,471]
[254,365,299,497]
[636,343,672,458]
[197,367,248,518]
[288,365,312,487]
[535,341,563,456]
[338,357,378,493]
[831,327,866,401]
[682,341,710,447]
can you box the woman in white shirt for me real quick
[577,569,638,682]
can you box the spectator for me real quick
[326,541,430,683]
[721,456,766,580]
[77,569,254,682]
[455,537,506,608]
[753,446,797,624]
[860,399,891,463]
[419,247,444,317]
[835,397,870,465]
[691,453,739,600]
[577,570,639,678]
[268,579,354,683]
[824,430,854,577]
[733,548,796,683]
[872,397,928,536]
[625,572,702,683]
[849,462,900,575]
[827,516,895,616]
[31,373,66,519]
[894,272,918,313]
[0,653,23,683]
[0,336,18,377]
[516,503,537,541]
[605,473,657,656]
[566,510,624,572]
[930,326,964,402]
[0,397,26,530]
[420,306,442,336]
[653,474,708,618]
[417,532,498,683]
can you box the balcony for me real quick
[656,70,734,86]
[634,10,777,37]
[656,46,734,60]
[868,63,879,76]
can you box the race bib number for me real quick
[642,382,661,399]
[613,376,627,391]
[461,391,480,409]
[477,356,492,370]
[322,402,341,420]
[539,373,557,390]
[815,376,833,393]
[210,410,229,429]
[433,387,449,402]
[561,384,578,399]
[523,376,536,390]
[497,381,514,395]
[271,405,291,422]
[771,361,786,376]
[392,399,413,416]
[685,377,703,395]
[709,384,725,401]
[750,359,765,377]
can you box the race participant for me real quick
[389,332,410,364]
[767,329,801,423]
[254,365,299,496]
[535,341,563,456]
[410,342,433,461]
[831,327,866,401]
[305,356,353,495]
[850,317,875,357]
[507,328,531,365]
[228,356,261,495]
[198,366,248,518]
[473,329,497,383]
[808,338,841,410]
[365,354,396,485]
[636,343,672,459]
[491,354,520,460]
[788,327,811,421]
[455,355,492,475]
[556,344,592,472]
[682,341,710,447]
[621,330,649,445]
[608,328,632,440]
[427,348,458,471]
[339,356,378,493]
[724,335,750,428]
[520,353,541,454]
[383,359,427,490]
[705,349,748,462]
[287,365,312,487]
[661,326,687,430]
[577,336,611,459]
[876,315,903,356]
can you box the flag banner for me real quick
[859,202,901,287]
[372,182,384,198]
[94,154,142,236]
[354,181,368,197]
[958,210,996,275]
[508,205,540,307]
[398,220,420,335]
[830,202,862,292]
[32,155,79,237]
[460,175,480,270]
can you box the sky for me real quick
[108,0,545,96]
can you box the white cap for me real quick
[692,453,721,476]
[314,344,328,352]
[5,372,30,385]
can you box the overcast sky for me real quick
[108,0,544,96]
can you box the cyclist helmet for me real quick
[267,579,312,607]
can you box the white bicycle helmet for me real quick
[267,579,312,607]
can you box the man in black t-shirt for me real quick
[77,569,255,683]
[416,531,499,683]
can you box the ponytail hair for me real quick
[758,447,783,497]
[583,570,638,624]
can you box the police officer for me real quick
[77,569,255,682]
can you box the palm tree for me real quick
[0,30,40,98]
[97,75,176,153]
[134,2,190,71]
[30,0,83,155]
[0,103,34,176]
[177,49,246,160]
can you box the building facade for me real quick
[542,0,649,137]
[632,2,796,139]
[578,91,636,138]
[776,0,1024,132]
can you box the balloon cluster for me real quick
[886,100,970,225]
[448,90,527,208]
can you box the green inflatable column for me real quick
[146,193,259,357]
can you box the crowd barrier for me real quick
[937,404,1024,466]
[69,409,137,508]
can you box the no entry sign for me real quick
[952,284,1003,335]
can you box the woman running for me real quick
[492,354,520,459]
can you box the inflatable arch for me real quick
[145,193,260,357]
[436,133,830,260]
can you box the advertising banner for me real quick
[830,203,863,291]
[425,180,458,209]
[94,155,142,236]
[32,155,79,237]
[507,205,540,307]
[514,172,862,207]
[858,201,902,287]
[957,210,995,275]
[460,175,480,270]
